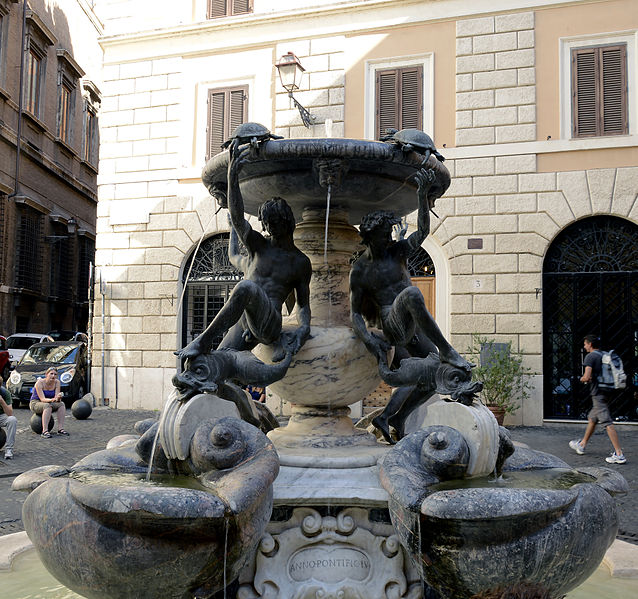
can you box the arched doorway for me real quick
[542,216,638,421]
[407,245,436,316]
[180,233,243,350]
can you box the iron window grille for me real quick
[15,208,42,291]
[49,223,71,300]
[78,236,95,303]
[182,233,243,349]
[407,246,435,277]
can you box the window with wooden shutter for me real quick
[208,0,252,19]
[206,86,247,160]
[375,65,423,140]
[572,44,627,138]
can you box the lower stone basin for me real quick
[379,426,629,599]
[13,416,280,599]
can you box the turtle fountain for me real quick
[12,128,628,599]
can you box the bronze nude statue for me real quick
[177,140,312,363]
[349,169,472,443]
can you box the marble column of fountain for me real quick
[12,133,629,599]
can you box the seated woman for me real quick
[30,367,69,438]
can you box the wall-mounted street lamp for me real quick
[275,52,316,128]
[45,216,79,243]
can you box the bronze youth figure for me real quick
[177,140,312,362]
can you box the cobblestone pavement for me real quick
[1,406,636,545]
[0,405,157,536]
[509,424,638,545]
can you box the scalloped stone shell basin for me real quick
[201,138,451,223]
[379,427,627,599]
[17,417,279,599]
[394,478,619,599]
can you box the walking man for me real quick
[569,334,626,464]
[0,376,17,459]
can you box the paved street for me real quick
[0,405,636,545]
[0,404,157,536]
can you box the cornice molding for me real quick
[99,0,603,59]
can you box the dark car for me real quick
[47,330,89,343]
[7,341,88,407]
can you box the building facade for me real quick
[92,0,637,424]
[0,0,102,336]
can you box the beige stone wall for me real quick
[92,1,638,420]
[455,12,536,147]
[274,37,346,137]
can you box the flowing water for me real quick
[323,184,331,264]
[145,426,161,482]
[223,517,229,599]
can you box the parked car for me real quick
[6,333,54,366]
[7,341,88,407]
[47,330,89,343]
[0,336,9,381]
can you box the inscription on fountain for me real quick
[289,546,371,582]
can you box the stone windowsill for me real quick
[54,136,80,159]
[81,158,98,175]
[22,110,47,133]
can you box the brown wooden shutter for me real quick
[375,65,423,139]
[232,0,252,15]
[601,45,627,135]
[208,0,227,19]
[206,86,248,160]
[208,90,226,159]
[229,88,246,134]
[208,0,252,18]
[376,69,398,139]
[572,44,627,138]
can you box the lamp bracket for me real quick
[289,92,316,128]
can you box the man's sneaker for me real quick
[569,440,585,455]
[4,449,12,459]
[605,453,627,464]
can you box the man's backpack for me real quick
[596,350,627,391]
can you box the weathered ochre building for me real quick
[0,0,101,335]
[92,0,637,425]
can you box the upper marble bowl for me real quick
[202,138,451,224]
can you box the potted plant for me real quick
[466,335,532,425]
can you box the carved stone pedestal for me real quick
[237,507,423,599]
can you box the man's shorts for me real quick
[588,395,613,427]
[30,400,63,415]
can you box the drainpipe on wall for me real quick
[8,0,28,200]
[87,262,94,405]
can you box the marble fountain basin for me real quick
[379,425,629,599]
[201,137,451,223]
[12,416,280,599]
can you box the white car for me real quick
[6,333,54,365]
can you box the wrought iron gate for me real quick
[543,216,638,421]
[181,233,243,350]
